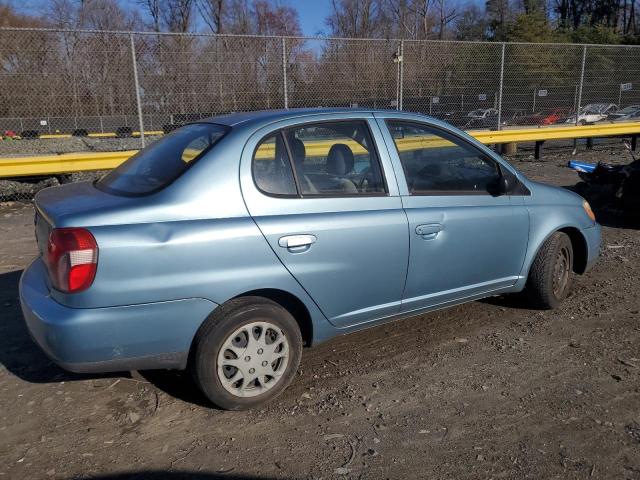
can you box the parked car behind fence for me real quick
[565,103,619,125]
[609,105,640,122]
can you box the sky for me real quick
[6,0,335,36]
[293,0,333,36]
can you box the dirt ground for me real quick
[1,143,639,480]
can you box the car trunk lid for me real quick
[34,181,139,228]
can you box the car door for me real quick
[240,115,409,328]
[377,116,530,314]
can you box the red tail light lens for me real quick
[45,228,98,293]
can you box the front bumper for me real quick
[582,223,601,273]
[19,258,217,373]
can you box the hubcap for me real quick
[552,246,570,297]
[217,321,289,398]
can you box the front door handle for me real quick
[278,234,317,252]
[415,223,442,240]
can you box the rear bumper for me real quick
[19,258,217,373]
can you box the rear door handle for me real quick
[415,223,442,240]
[278,234,316,251]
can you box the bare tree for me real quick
[326,0,388,37]
[435,0,457,39]
[196,0,225,32]
[139,0,194,32]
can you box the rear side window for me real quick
[97,123,228,195]
[253,133,297,196]
[251,120,387,197]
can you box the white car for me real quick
[566,103,619,125]
[467,108,498,119]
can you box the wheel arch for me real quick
[558,226,588,274]
[186,288,315,373]
[525,225,589,279]
[232,289,314,347]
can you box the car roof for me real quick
[199,107,404,128]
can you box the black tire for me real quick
[115,126,133,138]
[20,130,39,139]
[525,232,574,309]
[55,174,73,184]
[191,296,302,410]
[162,124,182,134]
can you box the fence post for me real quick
[395,44,400,110]
[282,37,288,109]
[130,34,145,148]
[576,45,587,126]
[496,42,505,131]
[618,84,623,107]
[399,40,404,111]
[394,42,403,111]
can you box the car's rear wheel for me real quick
[191,296,302,410]
[525,232,574,309]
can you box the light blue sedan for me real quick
[20,108,601,409]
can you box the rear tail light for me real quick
[44,228,98,293]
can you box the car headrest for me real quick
[289,138,306,167]
[326,143,354,176]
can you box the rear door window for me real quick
[283,121,386,196]
[97,123,228,196]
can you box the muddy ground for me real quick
[0,144,639,479]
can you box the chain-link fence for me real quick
[3,28,640,139]
[1,27,640,201]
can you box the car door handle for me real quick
[278,234,317,251]
[415,223,442,240]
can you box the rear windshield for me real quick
[96,123,228,195]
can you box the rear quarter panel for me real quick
[57,217,293,308]
[47,127,332,343]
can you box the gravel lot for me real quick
[0,145,639,479]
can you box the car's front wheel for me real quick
[525,232,574,309]
[191,297,302,410]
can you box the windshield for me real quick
[97,123,228,196]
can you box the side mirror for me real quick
[492,174,512,196]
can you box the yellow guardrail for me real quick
[0,150,139,177]
[470,122,640,143]
[1,122,639,178]
[38,130,164,139]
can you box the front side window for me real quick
[97,123,228,195]
[386,120,501,195]
[283,121,386,195]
